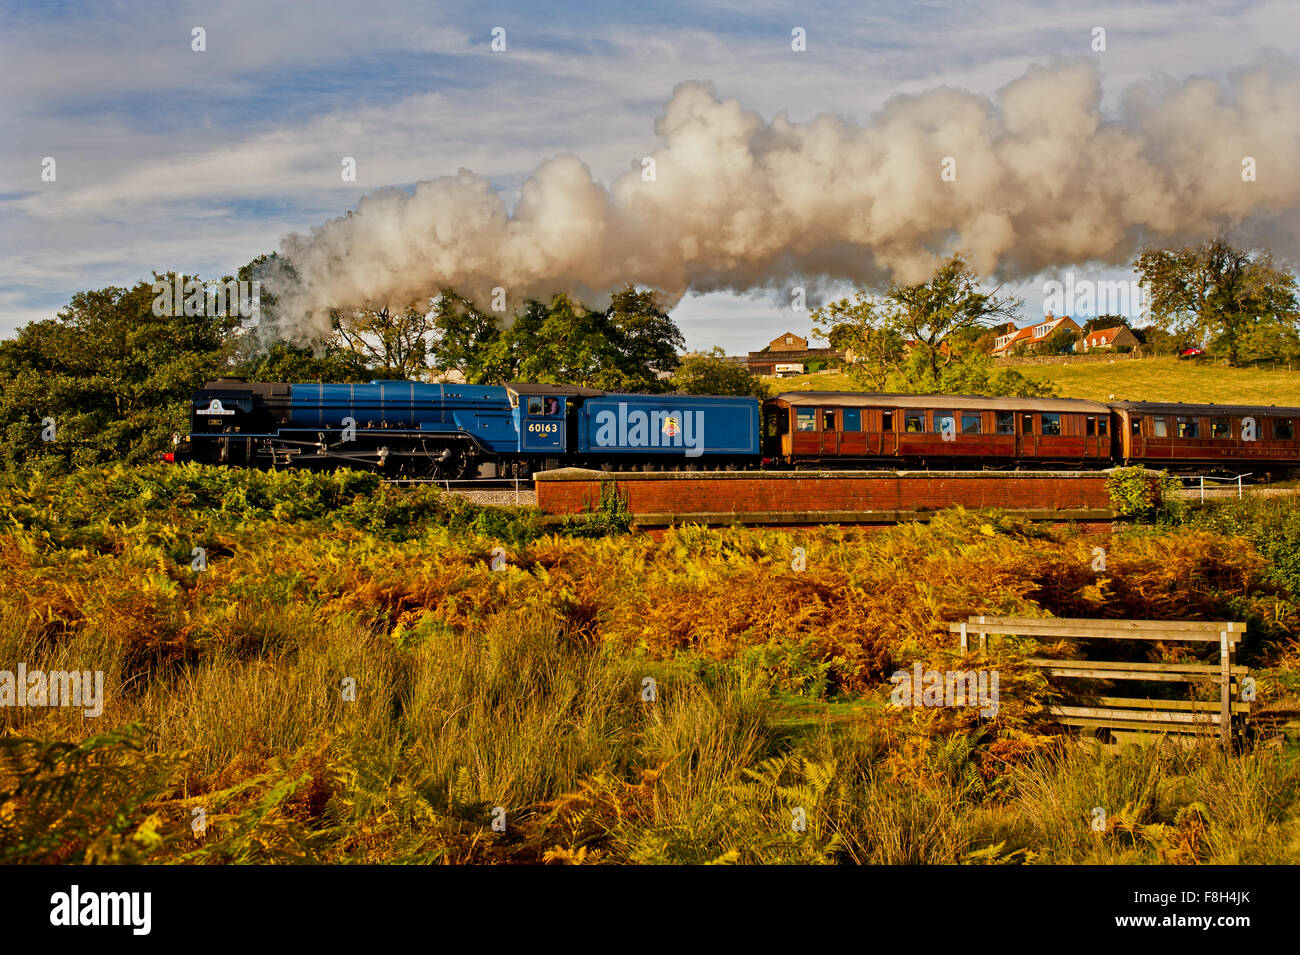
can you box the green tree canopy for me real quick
[670,348,769,398]
[885,253,1021,387]
[1135,239,1299,366]
[810,291,904,390]
[0,273,237,472]
[430,287,684,390]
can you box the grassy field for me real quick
[2,464,1299,864]
[765,357,1300,405]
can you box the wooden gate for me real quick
[949,616,1251,744]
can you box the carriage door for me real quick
[522,395,565,452]
[1019,412,1037,457]
[821,408,839,455]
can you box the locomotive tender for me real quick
[176,377,1300,478]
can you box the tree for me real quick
[438,288,685,390]
[503,294,614,386]
[428,290,504,382]
[894,351,1057,398]
[0,273,237,472]
[670,348,769,398]
[598,286,683,389]
[1135,239,1299,366]
[236,343,371,383]
[810,291,903,390]
[1041,324,1079,355]
[885,253,1021,388]
[968,322,1015,356]
[1079,315,1129,336]
[332,302,436,378]
[1132,324,1193,356]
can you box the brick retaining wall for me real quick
[534,468,1120,527]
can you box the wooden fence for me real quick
[949,616,1251,743]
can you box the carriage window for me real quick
[996,411,1015,434]
[823,410,837,432]
[1276,418,1295,440]
[796,409,817,432]
[1176,416,1198,438]
[1086,416,1096,436]
[881,411,893,432]
[1098,417,1108,436]
[961,413,982,434]
[843,408,861,431]
[1041,413,1061,436]
[1152,417,1168,437]
[1211,417,1230,439]
[1131,417,1142,435]
[905,414,924,433]
[933,412,955,436]
[1022,414,1034,434]
[527,397,544,415]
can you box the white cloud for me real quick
[2,0,1297,341]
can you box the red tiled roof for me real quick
[1080,326,1126,347]
[992,316,1078,354]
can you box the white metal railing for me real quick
[1177,473,1253,501]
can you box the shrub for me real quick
[1107,466,1185,524]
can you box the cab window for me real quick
[527,397,544,415]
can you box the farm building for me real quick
[991,314,1082,356]
[1074,325,1141,352]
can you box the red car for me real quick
[1178,347,1205,359]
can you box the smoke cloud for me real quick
[268,56,1300,338]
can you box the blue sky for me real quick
[2,0,1297,354]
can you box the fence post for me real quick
[1200,476,1205,503]
[1220,630,1231,746]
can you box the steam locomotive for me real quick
[173,377,1300,478]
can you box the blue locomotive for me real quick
[179,378,762,477]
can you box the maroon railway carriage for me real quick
[764,392,1113,467]
[1112,401,1300,475]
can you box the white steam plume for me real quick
[268,56,1300,337]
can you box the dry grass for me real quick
[2,465,1299,864]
